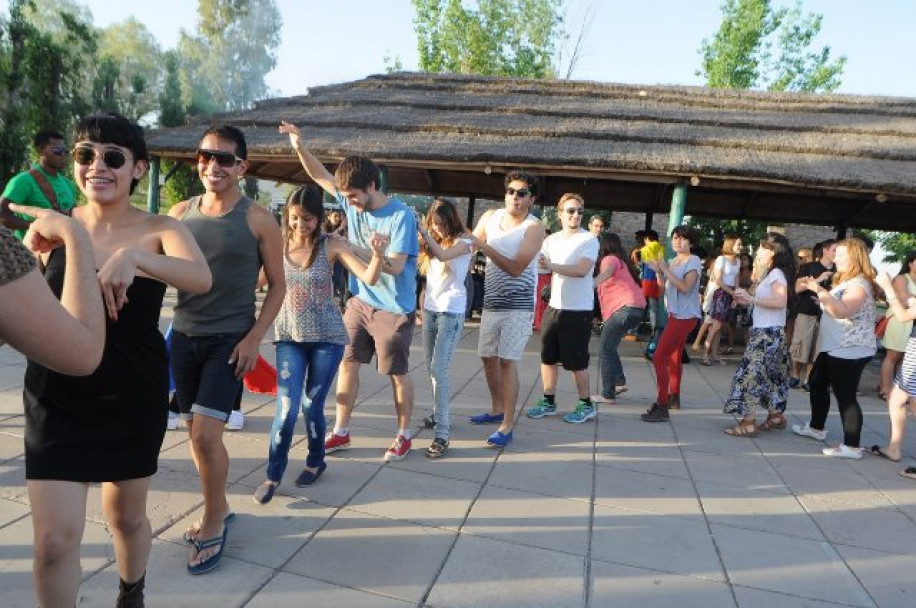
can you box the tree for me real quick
[0,0,96,184]
[411,0,565,78]
[698,0,846,92]
[159,51,202,211]
[865,231,916,264]
[687,217,769,254]
[177,0,282,112]
[97,18,164,121]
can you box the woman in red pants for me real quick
[641,225,703,422]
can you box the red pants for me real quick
[533,273,551,330]
[653,315,698,405]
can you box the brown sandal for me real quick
[756,414,787,432]
[724,421,758,437]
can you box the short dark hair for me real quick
[202,124,247,159]
[670,225,699,245]
[33,130,64,150]
[645,230,659,241]
[73,113,149,195]
[503,170,540,199]
[335,155,381,192]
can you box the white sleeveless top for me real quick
[482,209,539,311]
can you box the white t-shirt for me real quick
[542,229,599,311]
[752,268,787,328]
[424,238,472,314]
[714,255,740,289]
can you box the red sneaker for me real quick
[324,431,351,453]
[384,435,411,462]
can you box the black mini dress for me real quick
[24,249,168,481]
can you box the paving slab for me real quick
[590,560,735,608]
[246,572,414,607]
[426,533,587,608]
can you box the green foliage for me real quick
[97,18,164,121]
[161,160,204,212]
[0,0,96,184]
[159,51,185,128]
[686,217,768,253]
[411,0,564,78]
[698,0,845,92]
[178,0,282,112]
[865,231,916,264]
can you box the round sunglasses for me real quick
[73,146,128,169]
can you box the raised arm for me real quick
[473,220,546,278]
[878,271,916,322]
[2,206,105,375]
[799,275,867,320]
[652,258,698,294]
[419,227,471,262]
[330,234,387,286]
[279,121,337,196]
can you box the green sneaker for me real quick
[563,400,597,424]
[526,397,557,419]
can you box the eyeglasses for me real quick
[563,208,584,215]
[505,187,530,198]
[196,148,243,168]
[73,146,128,169]
[50,146,69,156]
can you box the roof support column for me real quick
[147,156,161,214]
[466,196,476,228]
[378,165,388,194]
[665,184,687,260]
[835,224,848,240]
[644,212,654,232]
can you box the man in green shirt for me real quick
[0,130,77,239]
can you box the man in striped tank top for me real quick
[468,171,546,448]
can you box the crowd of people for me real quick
[1,115,915,607]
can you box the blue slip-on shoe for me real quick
[563,400,596,424]
[294,462,327,487]
[469,412,504,425]
[486,429,513,448]
[187,526,228,575]
[526,397,558,419]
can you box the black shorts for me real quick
[540,307,592,371]
[170,331,246,422]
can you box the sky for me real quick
[21,0,916,99]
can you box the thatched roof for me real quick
[146,72,916,231]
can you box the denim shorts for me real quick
[170,331,246,422]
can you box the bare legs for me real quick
[333,360,361,430]
[881,385,915,461]
[704,319,725,363]
[880,349,904,397]
[483,356,520,432]
[187,415,230,567]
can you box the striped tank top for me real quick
[482,209,540,311]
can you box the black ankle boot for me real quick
[116,574,145,608]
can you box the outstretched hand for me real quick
[13,204,74,254]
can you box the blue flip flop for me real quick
[183,512,236,544]
[187,525,227,575]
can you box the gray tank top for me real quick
[173,195,261,336]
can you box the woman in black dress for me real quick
[23,114,210,608]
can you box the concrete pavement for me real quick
[1,320,916,607]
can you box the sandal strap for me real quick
[192,531,225,552]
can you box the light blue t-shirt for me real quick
[664,255,703,320]
[337,192,418,314]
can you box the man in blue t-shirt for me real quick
[280,121,419,462]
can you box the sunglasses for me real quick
[50,146,69,156]
[505,187,531,198]
[196,148,243,168]
[564,208,584,215]
[73,146,128,169]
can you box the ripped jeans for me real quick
[267,341,344,482]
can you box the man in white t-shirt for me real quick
[526,193,600,423]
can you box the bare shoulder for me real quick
[147,213,185,232]
[168,199,191,218]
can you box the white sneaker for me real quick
[822,444,863,460]
[167,411,179,431]
[792,423,827,442]
[226,410,244,431]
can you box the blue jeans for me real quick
[599,306,644,399]
[267,341,344,482]
[422,309,464,440]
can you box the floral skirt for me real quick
[725,326,789,415]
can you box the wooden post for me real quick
[467,195,476,228]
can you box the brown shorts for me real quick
[343,297,415,375]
